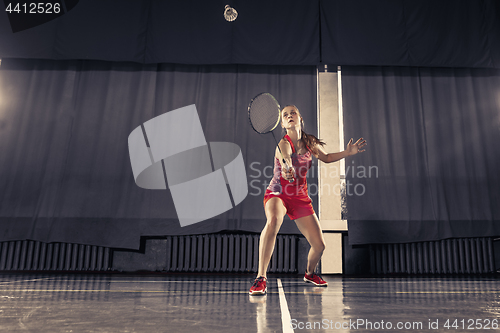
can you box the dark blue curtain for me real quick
[0,59,317,249]
[343,66,500,245]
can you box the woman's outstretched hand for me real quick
[346,138,367,156]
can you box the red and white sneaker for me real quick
[249,276,267,295]
[304,272,328,286]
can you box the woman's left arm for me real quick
[314,137,367,163]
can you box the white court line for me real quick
[59,280,246,284]
[0,277,54,285]
[277,278,294,333]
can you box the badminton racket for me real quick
[248,93,294,183]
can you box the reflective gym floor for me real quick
[1,273,499,332]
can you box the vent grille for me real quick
[0,240,111,271]
[165,234,298,273]
[370,238,495,274]
[1,234,299,273]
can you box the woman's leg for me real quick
[257,197,287,278]
[294,213,326,275]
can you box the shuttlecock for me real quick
[224,5,237,22]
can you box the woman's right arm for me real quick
[276,139,294,181]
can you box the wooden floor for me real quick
[0,273,499,332]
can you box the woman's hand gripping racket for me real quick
[248,93,294,183]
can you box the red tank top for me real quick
[267,135,312,196]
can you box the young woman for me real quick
[249,105,366,295]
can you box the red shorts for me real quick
[263,189,314,220]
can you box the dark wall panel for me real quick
[1,0,499,68]
[320,0,500,68]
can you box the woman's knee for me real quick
[265,215,283,232]
[313,240,326,253]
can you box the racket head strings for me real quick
[247,92,295,183]
[248,93,281,134]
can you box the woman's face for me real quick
[281,106,301,130]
